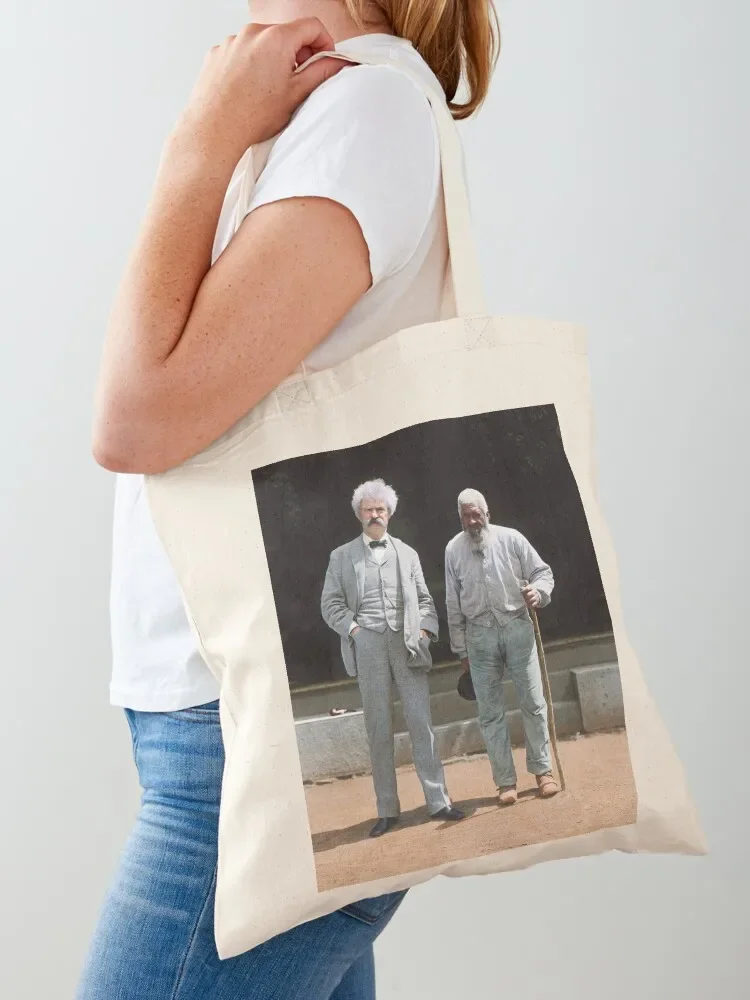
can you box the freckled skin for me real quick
[92,6,392,475]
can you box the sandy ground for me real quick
[306,730,636,892]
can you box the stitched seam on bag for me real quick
[196,328,586,463]
[276,376,313,411]
[169,866,217,1000]
[466,316,493,349]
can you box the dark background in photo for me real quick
[252,404,611,688]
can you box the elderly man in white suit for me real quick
[321,479,464,838]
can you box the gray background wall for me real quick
[1,1,747,997]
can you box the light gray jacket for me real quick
[320,535,439,678]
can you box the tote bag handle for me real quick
[278,49,488,319]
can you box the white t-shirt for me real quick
[109,34,450,711]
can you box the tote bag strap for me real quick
[292,49,487,319]
[230,49,488,394]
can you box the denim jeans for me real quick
[76,701,406,999]
[466,616,551,787]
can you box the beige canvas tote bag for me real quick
[145,48,706,959]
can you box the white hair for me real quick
[352,479,399,519]
[457,488,488,519]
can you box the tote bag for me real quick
[145,49,706,958]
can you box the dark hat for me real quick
[457,670,476,702]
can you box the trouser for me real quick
[353,626,451,818]
[76,701,406,1000]
[466,616,552,788]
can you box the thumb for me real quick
[293,56,347,100]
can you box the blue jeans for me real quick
[76,701,406,999]
[467,616,551,787]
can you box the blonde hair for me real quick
[343,0,500,119]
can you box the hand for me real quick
[419,629,429,639]
[169,19,346,166]
[522,585,542,609]
[460,657,470,673]
[351,626,362,636]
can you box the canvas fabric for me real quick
[144,50,705,959]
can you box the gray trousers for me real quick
[353,626,450,818]
[466,616,551,787]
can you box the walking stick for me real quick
[523,583,567,792]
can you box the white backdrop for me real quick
[1,1,747,997]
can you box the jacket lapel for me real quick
[349,538,366,603]
[390,536,410,592]
[391,537,417,654]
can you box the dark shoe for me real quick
[431,806,466,822]
[369,817,399,838]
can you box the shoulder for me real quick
[391,535,416,558]
[445,532,464,556]
[491,523,512,538]
[330,539,358,561]
[301,63,434,136]
[249,64,440,283]
[266,64,437,173]
[498,526,527,548]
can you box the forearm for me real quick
[321,575,355,636]
[98,143,234,383]
[328,605,355,635]
[414,565,438,635]
[528,567,554,605]
[445,572,467,655]
[447,619,467,656]
[93,146,370,474]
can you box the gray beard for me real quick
[467,525,491,555]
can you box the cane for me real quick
[522,581,567,792]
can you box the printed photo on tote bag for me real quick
[254,404,635,893]
[145,47,705,958]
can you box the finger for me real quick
[285,16,336,58]
[293,55,347,100]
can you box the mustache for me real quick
[368,517,385,524]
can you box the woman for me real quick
[79,1,498,997]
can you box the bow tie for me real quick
[369,539,387,549]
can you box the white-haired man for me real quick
[321,479,464,837]
[445,488,559,804]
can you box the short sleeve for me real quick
[244,65,440,286]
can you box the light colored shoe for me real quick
[498,785,518,806]
[536,773,559,798]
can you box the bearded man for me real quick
[321,478,464,837]
[445,488,559,804]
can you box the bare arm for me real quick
[92,20,369,474]
[92,169,370,473]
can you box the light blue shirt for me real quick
[445,524,554,657]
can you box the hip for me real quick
[77,701,406,998]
